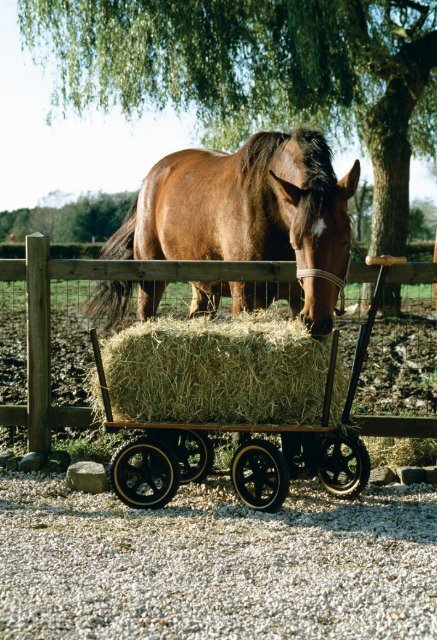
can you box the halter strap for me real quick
[296,255,351,316]
[295,268,346,290]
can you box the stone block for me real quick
[370,466,398,486]
[397,466,427,485]
[66,461,109,494]
[424,466,437,484]
[18,452,46,472]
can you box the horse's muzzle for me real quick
[299,314,333,340]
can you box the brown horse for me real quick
[90,127,360,337]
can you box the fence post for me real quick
[432,226,437,318]
[26,233,51,454]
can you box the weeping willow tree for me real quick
[18,0,437,311]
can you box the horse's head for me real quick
[270,160,360,338]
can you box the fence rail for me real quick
[4,259,436,284]
[0,233,436,453]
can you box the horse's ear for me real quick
[337,160,360,200]
[269,170,303,207]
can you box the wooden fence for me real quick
[1,233,436,453]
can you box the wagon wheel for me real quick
[109,437,180,509]
[231,439,290,513]
[317,432,370,499]
[175,430,215,484]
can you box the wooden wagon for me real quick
[91,257,404,513]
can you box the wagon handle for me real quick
[90,328,114,423]
[321,328,340,429]
[341,256,406,425]
[365,255,407,266]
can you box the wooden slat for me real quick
[48,406,97,429]
[0,405,27,426]
[103,417,437,437]
[349,262,437,284]
[356,415,437,438]
[49,259,437,284]
[7,404,435,438]
[103,421,335,433]
[0,260,26,281]
[49,259,297,282]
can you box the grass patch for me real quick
[364,436,437,469]
[53,432,127,463]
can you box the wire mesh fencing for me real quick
[45,278,437,427]
[0,271,435,447]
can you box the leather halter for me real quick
[296,255,351,316]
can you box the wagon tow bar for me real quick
[90,327,114,424]
[340,255,407,428]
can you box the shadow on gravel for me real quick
[1,486,435,546]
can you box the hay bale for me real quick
[90,312,348,425]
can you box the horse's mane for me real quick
[240,127,336,186]
[291,127,338,241]
[240,131,290,178]
[292,126,337,191]
[240,127,338,242]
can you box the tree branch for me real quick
[400,29,437,70]
[392,0,429,15]
[343,0,372,46]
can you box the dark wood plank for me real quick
[349,262,437,284]
[0,260,26,281]
[49,259,297,282]
[49,259,437,284]
[0,405,27,426]
[36,406,437,438]
[356,415,437,438]
[103,421,335,433]
[48,406,98,429]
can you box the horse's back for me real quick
[136,148,245,260]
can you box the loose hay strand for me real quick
[89,312,349,426]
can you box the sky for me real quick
[0,0,436,212]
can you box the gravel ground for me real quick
[0,473,435,640]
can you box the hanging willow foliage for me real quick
[16,1,435,149]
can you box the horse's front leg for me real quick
[189,284,221,317]
[230,281,247,316]
[274,282,303,317]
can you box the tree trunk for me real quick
[358,30,436,315]
[364,129,411,315]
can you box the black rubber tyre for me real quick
[231,439,290,513]
[175,430,215,484]
[317,433,371,499]
[109,437,180,509]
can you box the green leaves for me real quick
[16,1,436,154]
